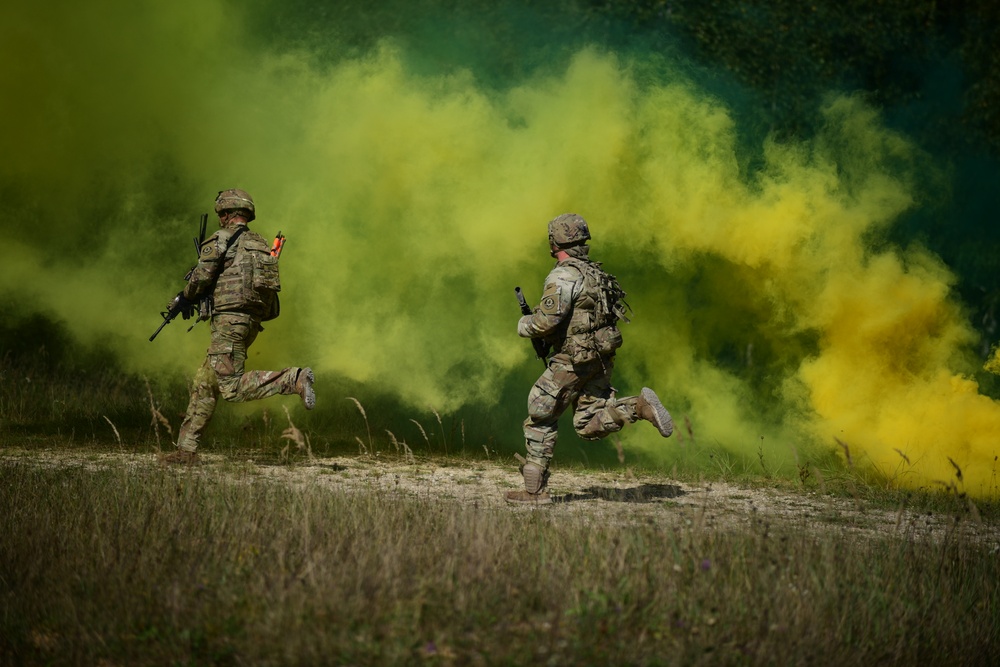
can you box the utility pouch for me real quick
[262,293,280,322]
[594,325,623,355]
[198,296,214,322]
[564,335,599,365]
[207,337,235,356]
[247,237,281,294]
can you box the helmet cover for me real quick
[548,213,591,248]
[214,188,256,221]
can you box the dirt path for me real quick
[4,447,997,546]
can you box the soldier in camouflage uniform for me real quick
[507,213,674,504]
[162,189,315,464]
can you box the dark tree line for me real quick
[584,0,1000,155]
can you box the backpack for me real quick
[213,229,281,319]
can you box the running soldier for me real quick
[162,189,315,464]
[508,213,673,504]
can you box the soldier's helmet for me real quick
[214,188,256,222]
[548,213,591,248]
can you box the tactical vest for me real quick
[558,258,629,363]
[212,228,281,319]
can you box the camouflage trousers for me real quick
[176,312,302,452]
[523,352,645,469]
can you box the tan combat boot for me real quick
[505,458,552,505]
[636,387,674,437]
[296,367,316,410]
[160,449,201,465]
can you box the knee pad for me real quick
[520,460,550,494]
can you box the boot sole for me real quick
[159,452,201,465]
[299,367,316,410]
[641,387,674,437]
[505,491,553,505]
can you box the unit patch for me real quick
[539,285,562,315]
[199,238,222,261]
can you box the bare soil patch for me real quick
[5,447,998,547]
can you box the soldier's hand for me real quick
[517,314,535,337]
[167,292,195,319]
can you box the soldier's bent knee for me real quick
[527,394,558,422]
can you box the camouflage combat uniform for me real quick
[509,214,673,503]
[172,190,314,457]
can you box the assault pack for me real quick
[213,228,283,321]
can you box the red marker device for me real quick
[270,232,286,258]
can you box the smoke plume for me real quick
[2,0,996,496]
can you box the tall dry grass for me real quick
[1,460,997,666]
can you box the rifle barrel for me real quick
[515,287,531,315]
[149,317,170,342]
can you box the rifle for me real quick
[149,213,209,342]
[515,286,550,365]
[149,292,197,341]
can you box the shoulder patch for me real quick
[539,283,562,315]
[199,234,223,261]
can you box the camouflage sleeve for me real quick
[182,230,229,301]
[517,265,581,338]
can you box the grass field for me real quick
[2,359,999,665]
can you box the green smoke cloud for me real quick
[2,0,997,496]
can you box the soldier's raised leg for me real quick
[575,382,674,440]
[207,313,315,408]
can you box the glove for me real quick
[167,292,196,320]
[517,314,535,337]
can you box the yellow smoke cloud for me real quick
[2,1,997,496]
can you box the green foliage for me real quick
[0,311,181,444]
[583,0,1000,151]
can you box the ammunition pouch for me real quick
[560,325,622,364]
[594,325,623,355]
[197,296,214,322]
[562,335,598,364]
[262,293,280,322]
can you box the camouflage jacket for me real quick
[518,257,627,363]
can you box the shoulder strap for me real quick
[223,226,247,255]
[205,226,247,282]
